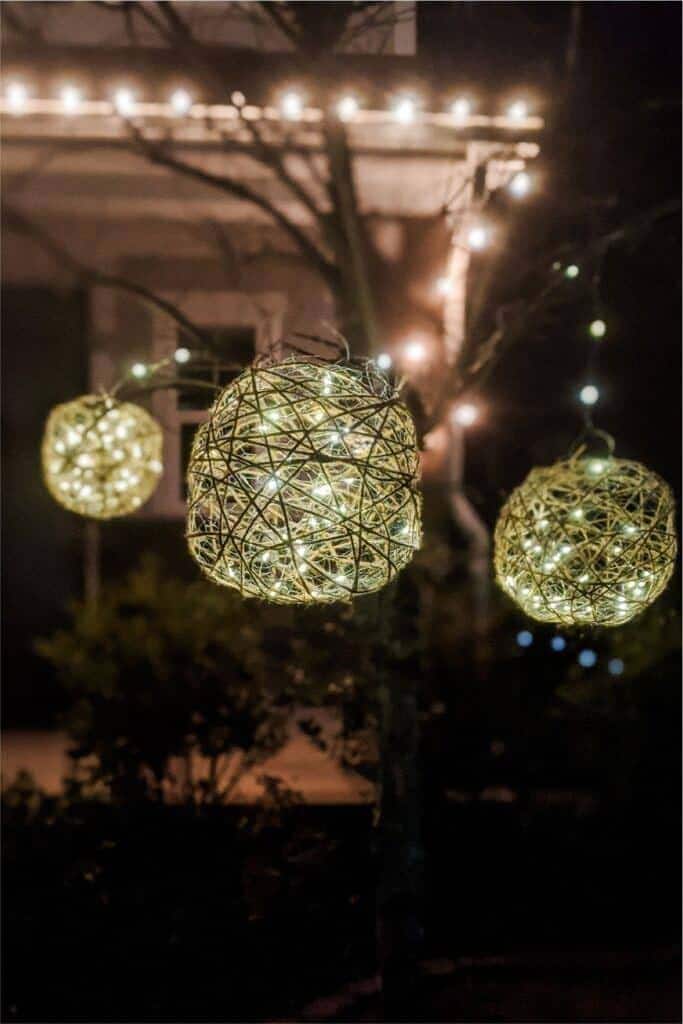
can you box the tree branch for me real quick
[3,204,212,348]
[256,1,301,47]
[126,1,330,234]
[125,124,339,288]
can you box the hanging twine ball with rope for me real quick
[42,394,163,519]
[494,447,677,627]
[186,357,422,604]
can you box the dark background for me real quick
[2,4,681,1021]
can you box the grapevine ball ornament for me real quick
[42,394,163,519]
[494,439,677,627]
[186,357,422,604]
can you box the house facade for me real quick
[1,2,541,722]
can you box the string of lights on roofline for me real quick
[0,79,543,129]
[3,79,603,429]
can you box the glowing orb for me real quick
[494,454,677,626]
[42,394,163,519]
[186,359,422,604]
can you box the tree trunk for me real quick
[447,418,491,668]
[323,119,379,355]
[375,575,424,1021]
[83,519,100,607]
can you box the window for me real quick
[145,291,285,518]
[175,325,256,500]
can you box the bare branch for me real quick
[1,3,44,43]
[156,0,194,39]
[3,204,211,349]
[256,1,301,47]
[125,124,339,287]
[231,110,330,231]
[125,1,331,237]
[459,199,682,397]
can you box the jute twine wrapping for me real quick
[186,358,422,604]
[42,394,163,519]
[494,453,677,626]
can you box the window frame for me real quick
[144,290,286,519]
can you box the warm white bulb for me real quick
[376,353,392,370]
[6,82,28,113]
[174,347,191,364]
[131,362,148,379]
[507,100,528,120]
[509,171,531,198]
[451,97,471,120]
[589,319,607,339]
[403,340,427,364]
[435,276,453,297]
[60,85,82,114]
[281,91,303,120]
[337,95,359,121]
[392,96,416,124]
[114,88,136,116]
[565,264,580,279]
[453,403,479,427]
[170,88,192,115]
[579,384,599,406]
[467,225,489,250]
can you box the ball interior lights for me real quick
[494,448,677,627]
[42,394,163,519]
[186,358,422,604]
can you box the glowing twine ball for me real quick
[186,359,422,604]
[494,454,677,627]
[42,395,163,519]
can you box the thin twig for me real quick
[3,204,211,348]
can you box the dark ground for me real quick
[3,777,680,1022]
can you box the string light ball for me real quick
[42,394,163,519]
[186,357,422,604]
[494,452,677,627]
